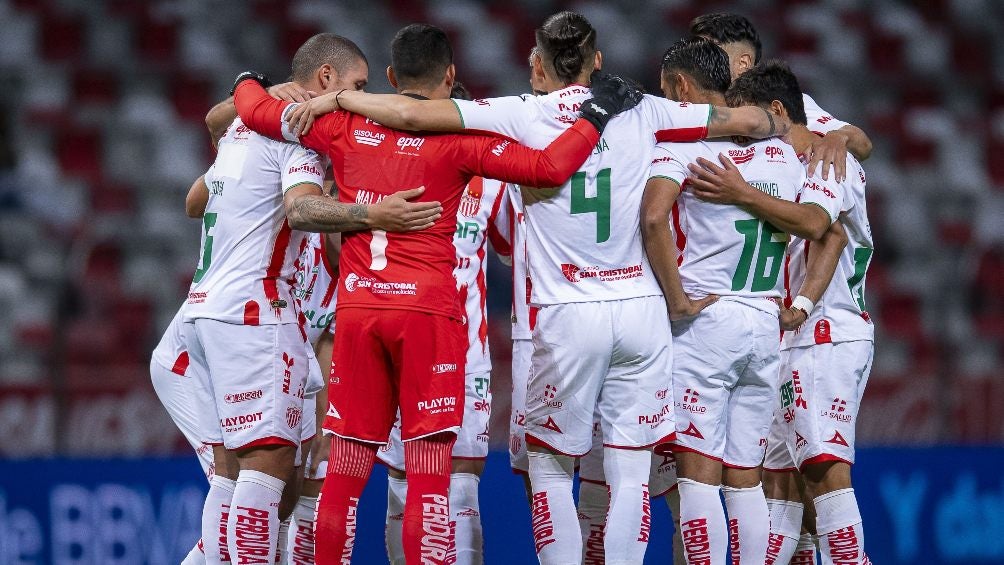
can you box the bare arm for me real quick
[781,220,848,330]
[283,185,443,233]
[805,125,873,182]
[288,90,463,136]
[640,178,717,320]
[706,105,791,140]
[686,154,831,240]
[185,176,209,218]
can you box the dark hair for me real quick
[689,13,762,65]
[535,11,596,85]
[725,60,807,125]
[661,37,731,94]
[291,33,367,83]
[450,81,472,101]
[391,24,453,88]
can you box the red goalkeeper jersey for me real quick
[234,82,599,319]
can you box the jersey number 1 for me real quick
[732,218,785,292]
[571,168,611,243]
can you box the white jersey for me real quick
[185,118,325,325]
[151,306,189,374]
[454,177,510,375]
[784,156,875,348]
[455,88,713,306]
[649,139,805,305]
[506,182,532,340]
[802,93,849,136]
[293,232,338,346]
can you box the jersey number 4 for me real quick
[570,168,611,243]
[732,218,786,292]
[193,212,218,283]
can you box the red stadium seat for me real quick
[879,292,924,340]
[55,127,104,183]
[168,72,213,124]
[72,68,120,106]
[39,14,84,62]
[134,16,179,63]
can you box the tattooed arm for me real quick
[283,185,443,233]
[706,105,790,140]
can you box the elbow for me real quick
[185,202,203,219]
[829,221,849,248]
[856,136,874,161]
[286,214,310,231]
[808,218,830,242]
[641,212,666,242]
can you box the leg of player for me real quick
[722,466,770,565]
[202,446,238,565]
[509,338,534,501]
[577,422,607,565]
[791,530,819,564]
[527,445,582,565]
[384,467,408,565]
[315,435,379,564]
[603,446,653,565]
[663,488,686,565]
[226,444,296,564]
[287,477,322,565]
[275,455,306,564]
[450,458,486,564]
[802,462,867,565]
[675,453,727,565]
[401,432,457,564]
[763,469,804,564]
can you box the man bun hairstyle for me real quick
[291,33,367,83]
[535,11,597,85]
[689,13,762,65]
[725,60,807,125]
[661,37,731,95]
[391,23,453,88]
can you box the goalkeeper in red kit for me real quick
[231,23,642,564]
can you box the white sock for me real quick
[791,533,817,564]
[577,480,608,565]
[226,470,285,565]
[527,450,581,565]
[602,447,652,565]
[449,472,484,564]
[202,476,236,564]
[287,496,318,564]
[276,518,290,564]
[181,541,205,564]
[384,476,407,565]
[815,488,867,564]
[722,484,769,565]
[677,478,727,565]
[765,498,803,565]
[664,489,686,565]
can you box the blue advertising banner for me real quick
[0,448,1002,564]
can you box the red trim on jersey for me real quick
[655,126,709,143]
[475,244,489,355]
[603,432,676,450]
[671,444,723,462]
[264,222,293,318]
[525,434,583,457]
[529,306,539,332]
[237,436,297,450]
[763,466,799,473]
[670,201,686,266]
[800,453,852,469]
[243,301,260,326]
[486,183,512,257]
[170,351,190,376]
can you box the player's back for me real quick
[785,155,874,347]
[186,119,323,325]
[653,138,805,301]
[457,87,713,306]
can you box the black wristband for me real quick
[230,71,272,96]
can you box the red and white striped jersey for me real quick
[293,232,338,346]
[802,93,850,136]
[184,118,325,325]
[151,306,189,375]
[506,183,532,341]
[454,177,510,374]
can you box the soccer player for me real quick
[232,22,640,564]
[289,12,794,564]
[689,12,873,182]
[687,62,874,565]
[642,40,836,565]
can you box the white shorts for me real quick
[774,341,874,469]
[150,358,215,480]
[377,370,493,471]
[185,319,309,450]
[578,421,677,498]
[509,339,533,473]
[671,299,780,469]
[526,296,674,456]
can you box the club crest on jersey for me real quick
[729,147,755,164]
[353,129,385,147]
[459,181,484,217]
[286,406,302,429]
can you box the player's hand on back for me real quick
[668,294,719,322]
[687,153,754,205]
[579,71,644,133]
[268,82,317,103]
[368,186,444,232]
[805,131,849,182]
[287,91,342,137]
[779,307,808,331]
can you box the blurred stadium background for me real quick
[0,0,1002,563]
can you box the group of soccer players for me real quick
[151,9,875,565]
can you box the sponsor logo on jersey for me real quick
[474,99,490,106]
[187,291,208,304]
[681,518,713,564]
[679,422,704,440]
[792,370,808,409]
[541,416,563,433]
[419,494,451,562]
[825,430,850,447]
[432,363,457,374]
[557,102,582,113]
[655,388,668,400]
[535,384,563,409]
[344,273,359,292]
[457,507,480,518]
[638,404,671,426]
[750,180,781,197]
[592,138,609,155]
[766,532,786,564]
[766,146,786,161]
[210,179,224,195]
[795,432,808,450]
[729,147,756,164]
[651,156,674,166]
[803,180,837,199]
[531,492,557,553]
[286,406,302,429]
[225,390,263,404]
[395,136,425,153]
[491,140,511,157]
[281,352,295,394]
[584,522,604,564]
[233,124,253,140]
[473,398,491,412]
[353,129,386,147]
[417,396,456,414]
[817,116,833,125]
[288,163,322,177]
[678,388,706,414]
[560,263,644,283]
[326,402,341,419]
[822,397,852,422]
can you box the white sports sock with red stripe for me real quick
[765,499,803,565]
[603,447,652,565]
[181,542,205,564]
[815,489,869,564]
[677,478,727,565]
[287,496,317,564]
[527,450,581,565]
[226,470,285,565]
[384,476,407,565]
[449,472,484,564]
[790,533,817,564]
[276,518,290,564]
[722,484,769,565]
[202,476,236,564]
[577,480,608,565]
